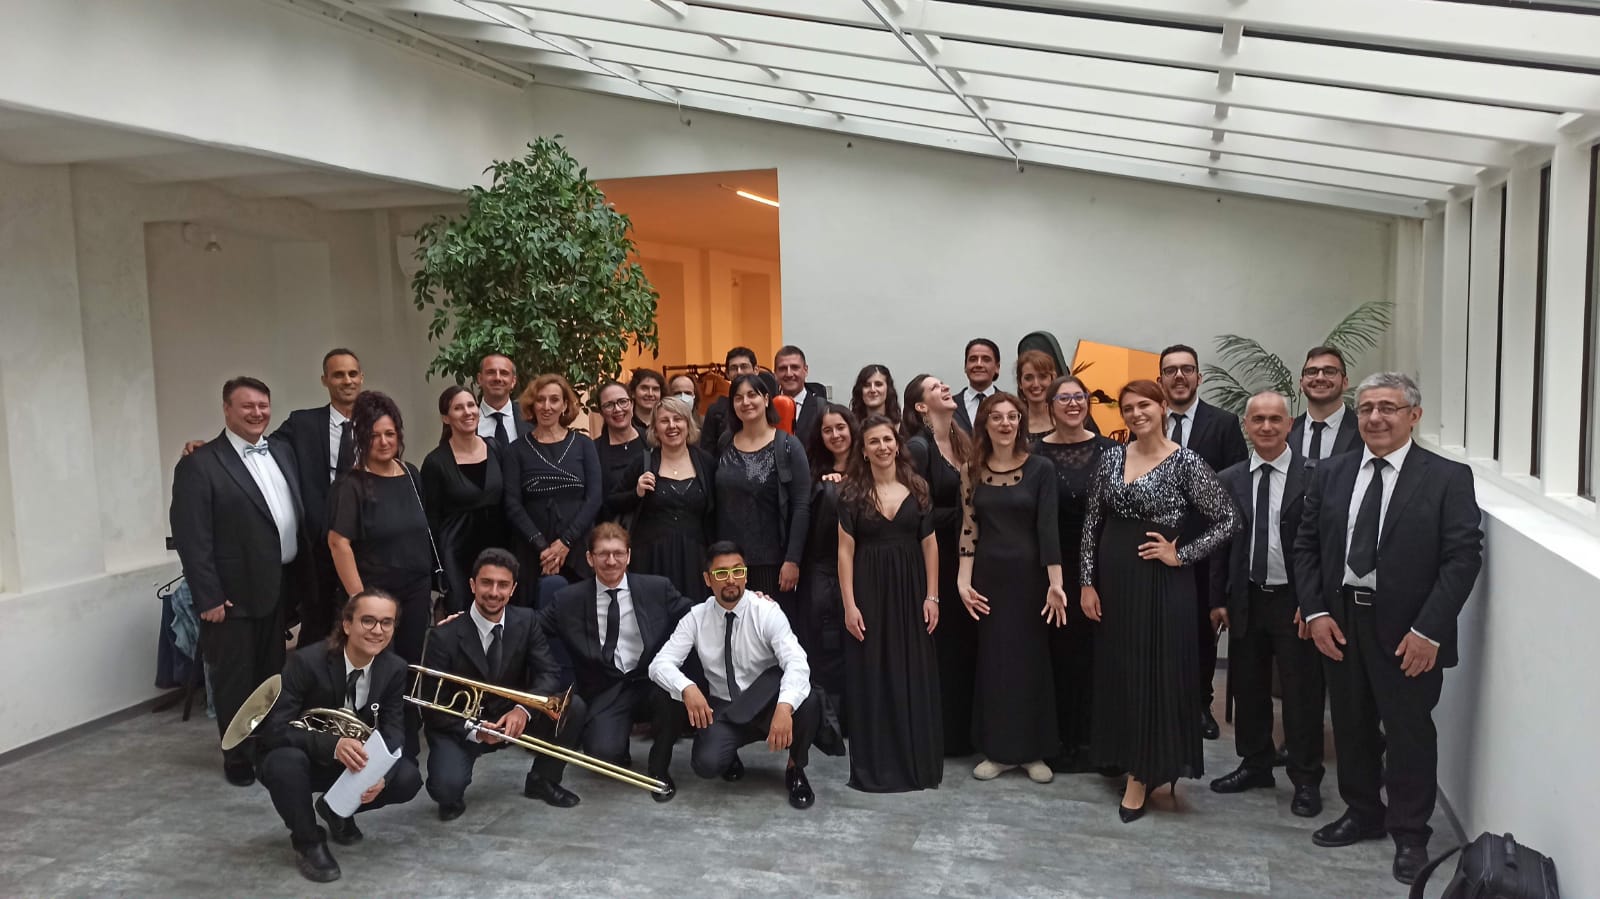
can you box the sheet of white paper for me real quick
[323,730,400,817]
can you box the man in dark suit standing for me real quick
[1158,343,1249,739]
[774,345,829,446]
[476,351,531,447]
[952,338,1000,433]
[1295,372,1483,885]
[698,346,758,453]
[1208,391,1325,817]
[422,547,588,820]
[171,375,306,787]
[1289,346,1361,467]
[255,589,423,883]
[546,523,694,801]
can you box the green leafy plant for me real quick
[1202,300,1394,416]
[411,137,658,403]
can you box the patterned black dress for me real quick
[1081,446,1238,786]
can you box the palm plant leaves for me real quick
[1200,364,1256,417]
[1202,299,1393,417]
[1213,335,1296,397]
[1321,300,1393,358]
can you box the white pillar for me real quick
[1498,162,1543,478]
[1464,180,1505,462]
[1436,194,1472,448]
[1539,136,1596,496]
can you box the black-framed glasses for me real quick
[1302,365,1345,378]
[600,398,632,412]
[1052,393,1089,406]
[1160,364,1198,377]
[357,615,396,632]
[709,566,748,581]
[1356,402,1413,418]
[591,549,629,560]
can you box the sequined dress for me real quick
[1080,445,1239,786]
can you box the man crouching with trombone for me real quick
[257,589,422,883]
[420,548,588,820]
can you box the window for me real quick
[1494,185,1508,461]
[1532,165,1551,479]
[1581,145,1600,500]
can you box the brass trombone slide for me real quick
[405,665,669,795]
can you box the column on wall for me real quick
[1498,161,1545,479]
[1464,179,1506,462]
[1539,134,1597,497]
[1437,192,1473,449]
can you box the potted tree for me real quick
[1202,300,1394,416]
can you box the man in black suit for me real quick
[421,548,588,820]
[545,523,694,801]
[1289,346,1361,467]
[255,589,423,883]
[1208,391,1325,817]
[698,346,758,453]
[1158,343,1249,739]
[774,345,829,445]
[170,375,306,787]
[952,337,1000,433]
[476,352,532,446]
[1295,372,1483,885]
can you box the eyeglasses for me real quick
[591,549,629,560]
[1356,403,1413,418]
[1302,366,1345,378]
[1160,365,1198,377]
[600,398,632,412]
[988,412,1022,424]
[1051,393,1088,406]
[709,566,748,581]
[357,616,396,632]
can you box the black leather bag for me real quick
[1409,832,1560,899]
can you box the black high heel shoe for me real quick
[1118,796,1147,823]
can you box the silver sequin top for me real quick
[1080,445,1239,585]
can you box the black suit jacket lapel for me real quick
[213,434,273,522]
[1327,454,1360,567]
[584,580,604,666]
[634,580,660,651]
[1379,449,1428,549]
[458,620,490,678]
[325,647,349,712]
[1336,410,1361,454]
[1230,466,1253,528]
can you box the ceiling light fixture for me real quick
[734,188,779,208]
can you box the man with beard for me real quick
[1291,346,1361,466]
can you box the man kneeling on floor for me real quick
[257,589,422,883]
[649,540,820,809]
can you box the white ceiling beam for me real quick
[646,0,687,20]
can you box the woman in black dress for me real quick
[327,390,435,758]
[802,403,858,709]
[902,373,976,757]
[629,367,665,437]
[714,373,811,614]
[420,385,505,616]
[1081,379,1238,822]
[956,392,1067,784]
[1016,349,1059,444]
[593,380,649,524]
[838,415,943,792]
[502,373,602,610]
[611,396,715,601]
[849,364,901,425]
[1031,375,1118,773]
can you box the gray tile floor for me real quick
[0,684,1449,898]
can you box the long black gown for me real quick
[907,430,973,756]
[802,477,846,705]
[1031,435,1118,765]
[610,446,717,602]
[840,495,942,792]
[420,439,506,615]
[959,454,1061,765]
[1081,446,1238,786]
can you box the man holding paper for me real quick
[257,589,422,883]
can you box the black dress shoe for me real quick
[1200,708,1221,740]
[525,775,581,808]
[223,758,256,787]
[651,774,677,804]
[438,802,466,822]
[1312,812,1387,847]
[315,797,362,845]
[1209,766,1275,794]
[1118,797,1147,823]
[722,755,745,782]
[785,766,815,810]
[293,838,341,883]
[1393,842,1429,885]
[1290,785,1323,818]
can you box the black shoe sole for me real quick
[1312,829,1386,848]
[438,804,465,822]
[1118,804,1147,823]
[1209,777,1276,794]
[1291,802,1323,818]
[296,862,340,884]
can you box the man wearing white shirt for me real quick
[476,352,529,446]
[952,337,1000,433]
[1290,346,1361,466]
[650,541,820,809]
[1294,372,1483,885]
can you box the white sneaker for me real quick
[1023,760,1054,784]
[972,759,1015,780]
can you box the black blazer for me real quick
[1209,451,1307,628]
[545,574,695,700]
[791,381,830,446]
[261,643,409,761]
[1289,408,1361,465]
[1175,399,1249,475]
[271,405,339,540]
[698,397,733,454]
[170,432,307,617]
[419,605,559,732]
[1293,445,1483,668]
[952,386,980,433]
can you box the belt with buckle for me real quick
[1250,582,1290,594]
[1341,586,1375,607]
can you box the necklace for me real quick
[527,430,574,468]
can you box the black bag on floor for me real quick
[1409,832,1560,899]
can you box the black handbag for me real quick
[1408,832,1560,899]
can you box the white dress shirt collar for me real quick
[224,428,269,457]
[1359,437,1413,471]
[329,405,349,427]
[1252,446,1293,475]
[1310,403,1346,430]
[469,602,506,649]
[342,650,373,711]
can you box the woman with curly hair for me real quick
[849,364,901,426]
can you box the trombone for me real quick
[405,665,669,795]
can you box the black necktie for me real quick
[1348,458,1388,578]
[335,420,354,475]
[345,669,363,711]
[491,411,510,446]
[601,588,621,670]
[1252,465,1273,584]
[487,623,503,680]
[1169,413,1187,446]
[1309,420,1328,460]
[723,611,742,700]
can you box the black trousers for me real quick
[1192,559,1219,705]
[423,694,589,806]
[691,691,821,779]
[295,544,340,648]
[199,599,286,756]
[1230,585,1325,786]
[1324,600,1443,843]
[257,746,421,846]
[581,678,683,776]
